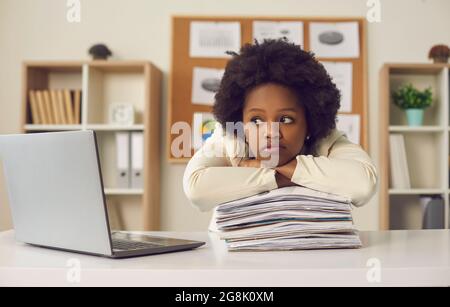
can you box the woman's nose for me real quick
[262,122,281,139]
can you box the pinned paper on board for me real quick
[191,67,225,106]
[253,21,304,46]
[321,62,353,113]
[336,114,360,144]
[189,21,241,58]
[192,112,218,150]
[309,22,360,58]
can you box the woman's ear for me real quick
[304,123,311,142]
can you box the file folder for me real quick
[131,132,144,189]
[115,132,131,188]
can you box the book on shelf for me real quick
[50,90,62,124]
[34,91,48,124]
[389,134,411,189]
[28,89,82,125]
[28,90,40,124]
[73,89,81,125]
[42,90,54,124]
[214,186,362,251]
[63,89,75,124]
[56,90,67,124]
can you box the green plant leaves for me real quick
[392,83,433,109]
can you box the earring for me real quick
[306,135,311,141]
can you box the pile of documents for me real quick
[215,186,362,251]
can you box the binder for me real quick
[115,132,131,188]
[130,132,144,189]
[421,196,445,229]
[389,134,411,189]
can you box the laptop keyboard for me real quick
[112,238,162,251]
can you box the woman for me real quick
[183,39,377,232]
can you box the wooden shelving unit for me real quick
[379,63,450,230]
[22,60,162,231]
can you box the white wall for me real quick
[1,0,449,231]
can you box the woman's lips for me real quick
[261,146,284,153]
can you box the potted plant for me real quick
[392,83,433,126]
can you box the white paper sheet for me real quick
[190,21,241,58]
[336,114,360,144]
[213,186,361,251]
[321,62,353,112]
[192,112,218,150]
[253,21,304,46]
[191,67,224,105]
[310,22,360,58]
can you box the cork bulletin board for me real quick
[168,16,368,162]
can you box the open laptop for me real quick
[0,130,205,258]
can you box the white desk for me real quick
[0,230,449,286]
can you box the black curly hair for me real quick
[213,38,341,155]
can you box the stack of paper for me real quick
[215,186,362,251]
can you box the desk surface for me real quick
[0,230,449,286]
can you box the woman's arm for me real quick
[183,131,278,213]
[277,135,378,207]
[239,158,297,188]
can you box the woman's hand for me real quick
[237,156,298,178]
[275,172,298,188]
[275,157,299,188]
[238,156,300,188]
[275,157,298,180]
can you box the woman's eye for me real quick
[250,117,264,125]
[280,116,294,124]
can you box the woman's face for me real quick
[242,83,308,167]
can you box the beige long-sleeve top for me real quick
[183,124,378,232]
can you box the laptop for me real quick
[0,130,205,258]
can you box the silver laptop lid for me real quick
[0,130,112,256]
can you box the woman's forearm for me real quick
[183,166,278,212]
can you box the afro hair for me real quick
[213,38,341,155]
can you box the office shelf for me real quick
[24,124,83,131]
[388,189,445,195]
[25,124,145,132]
[380,63,450,230]
[22,60,162,231]
[104,188,144,196]
[389,126,444,133]
[85,124,145,131]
